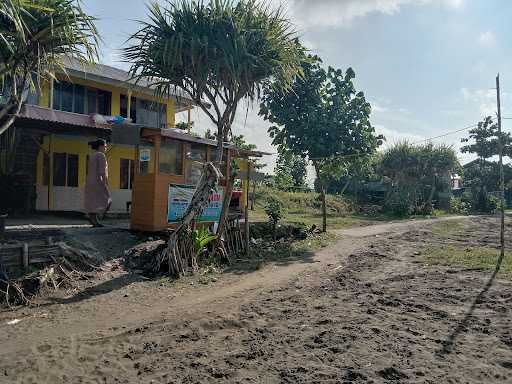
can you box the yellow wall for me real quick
[39,80,51,108]
[36,136,136,189]
[105,144,137,188]
[235,159,250,211]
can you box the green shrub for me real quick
[255,186,354,215]
[264,197,283,232]
[449,197,471,215]
[383,189,414,217]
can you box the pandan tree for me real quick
[124,0,304,274]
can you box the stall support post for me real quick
[245,161,251,256]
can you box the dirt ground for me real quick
[1,216,511,383]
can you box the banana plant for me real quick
[191,228,218,258]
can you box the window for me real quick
[120,95,137,123]
[74,85,85,114]
[87,89,97,114]
[97,89,112,115]
[159,139,183,175]
[53,153,79,187]
[120,158,134,189]
[60,82,74,112]
[53,81,111,116]
[137,99,166,128]
[185,143,206,185]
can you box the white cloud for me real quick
[271,0,464,29]
[374,124,425,148]
[477,30,496,47]
[460,87,496,117]
[372,101,389,113]
[398,107,412,115]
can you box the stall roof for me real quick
[143,127,272,158]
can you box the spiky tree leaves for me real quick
[125,0,304,161]
[379,141,460,214]
[125,0,304,273]
[0,0,98,136]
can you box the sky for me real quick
[83,0,512,177]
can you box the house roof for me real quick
[60,57,194,112]
[144,127,272,158]
[18,105,270,157]
[17,104,110,138]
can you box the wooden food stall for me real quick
[130,127,266,232]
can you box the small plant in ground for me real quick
[191,228,218,258]
[265,197,283,235]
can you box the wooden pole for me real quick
[22,243,29,269]
[48,134,53,210]
[496,74,505,260]
[245,161,251,255]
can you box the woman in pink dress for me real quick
[84,139,111,227]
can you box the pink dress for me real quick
[84,152,111,213]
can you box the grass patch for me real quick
[230,232,338,273]
[431,219,466,237]
[250,186,455,230]
[423,245,512,276]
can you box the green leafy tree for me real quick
[318,155,377,199]
[231,134,256,151]
[260,55,383,231]
[125,0,304,247]
[175,121,193,132]
[0,0,98,137]
[461,116,512,212]
[461,116,512,160]
[274,148,307,191]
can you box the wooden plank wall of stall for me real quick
[131,135,231,232]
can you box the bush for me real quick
[255,186,354,215]
[449,197,471,215]
[486,195,501,213]
[264,197,283,232]
[383,189,414,217]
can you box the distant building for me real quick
[451,173,462,190]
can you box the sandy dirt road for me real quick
[1,216,511,383]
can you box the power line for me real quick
[410,123,478,145]
[307,122,479,161]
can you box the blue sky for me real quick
[83,0,511,173]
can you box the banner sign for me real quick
[167,184,224,223]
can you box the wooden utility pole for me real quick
[496,74,505,260]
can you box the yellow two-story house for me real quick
[11,57,194,213]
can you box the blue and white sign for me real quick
[139,149,151,162]
[167,184,224,223]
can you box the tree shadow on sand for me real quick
[225,242,317,275]
[438,251,505,356]
[44,273,145,306]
